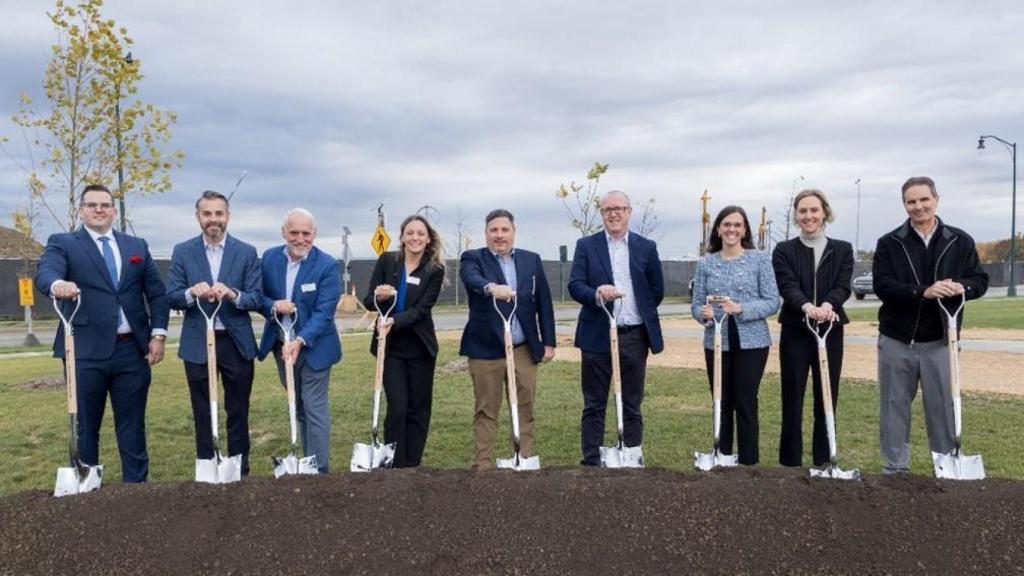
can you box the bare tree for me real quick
[632,196,661,239]
[450,207,473,305]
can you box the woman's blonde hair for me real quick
[791,189,835,225]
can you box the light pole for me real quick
[978,135,1018,297]
[784,175,804,240]
[855,178,861,255]
[115,52,133,233]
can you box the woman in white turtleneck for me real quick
[771,189,854,469]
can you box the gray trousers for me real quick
[878,334,955,474]
[274,347,333,473]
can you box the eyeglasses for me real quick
[600,206,631,216]
[82,202,114,211]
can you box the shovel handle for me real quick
[504,326,518,408]
[374,324,388,393]
[65,325,77,415]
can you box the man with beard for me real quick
[257,208,342,473]
[168,190,263,476]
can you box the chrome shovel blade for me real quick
[809,464,861,481]
[694,448,738,472]
[273,453,319,478]
[496,453,541,471]
[350,441,396,473]
[932,450,986,480]
[600,445,644,468]
[195,452,242,484]
[54,464,103,497]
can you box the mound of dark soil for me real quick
[2,467,1022,575]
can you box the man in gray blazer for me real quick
[168,190,263,475]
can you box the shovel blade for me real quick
[694,449,738,472]
[195,453,242,484]
[600,445,644,468]
[54,464,103,497]
[932,450,986,480]
[809,464,861,481]
[350,441,396,473]
[496,453,541,471]
[273,454,319,478]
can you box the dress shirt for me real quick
[281,247,308,337]
[489,250,525,345]
[183,236,230,329]
[605,231,642,326]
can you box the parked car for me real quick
[852,272,873,300]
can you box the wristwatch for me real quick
[152,334,167,342]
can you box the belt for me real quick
[116,333,134,341]
[617,324,645,334]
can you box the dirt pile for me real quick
[2,467,1022,575]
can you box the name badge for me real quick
[406,276,421,286]
[301,282,316,292]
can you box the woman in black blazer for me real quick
[363,214,446,467]
[771,189,854,468]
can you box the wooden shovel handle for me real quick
[65,329,77,415]
[504,328,518,407]
[609,324,622,396]
[206,327,218,404]
[374,327,388,393]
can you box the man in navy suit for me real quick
[569,190,664,466]
[258,208,342,473]
[460,209,556,470]
[167,190,262,475]
[35,184,170,482]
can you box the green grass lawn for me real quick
[845,296,1024,329]
[1,333,1022,495]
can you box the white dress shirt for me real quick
[606,231,642,326]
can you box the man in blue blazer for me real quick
[258,208,342,473]
[568,190,664,466]
[35,184,170,482]
[167,191,262,475]
[460,209,556,469]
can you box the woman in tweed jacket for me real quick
[691,206,780,465]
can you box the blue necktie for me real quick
[99,236,118,288]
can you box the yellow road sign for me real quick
[371,225,391,256]
[18,277,34,306]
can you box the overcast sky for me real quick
[1,1,1022,261]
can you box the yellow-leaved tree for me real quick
[1,0,184,233]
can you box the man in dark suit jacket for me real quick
[167,191,262,475]
[568,190,664,466]
[258,208,342,473]
[459,209,556,469]
[35,184,170,482]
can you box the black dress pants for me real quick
[778,322,844,467]
[184,332,254,473]
[382,351,437,468]
[580,326,649,466]
[703,317,768,465]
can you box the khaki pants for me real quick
[469,345,538,469]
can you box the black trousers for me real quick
[184,332,254,472]
[778,323,844,467]
[703,317,768,465]
[382,352,437,468]
[580,327,649,466]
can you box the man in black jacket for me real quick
[872,176,988,474]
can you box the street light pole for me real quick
[116,52,133,233]
[855,178,861,255]
[978,135,1018,297]
[785,176,804,240]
